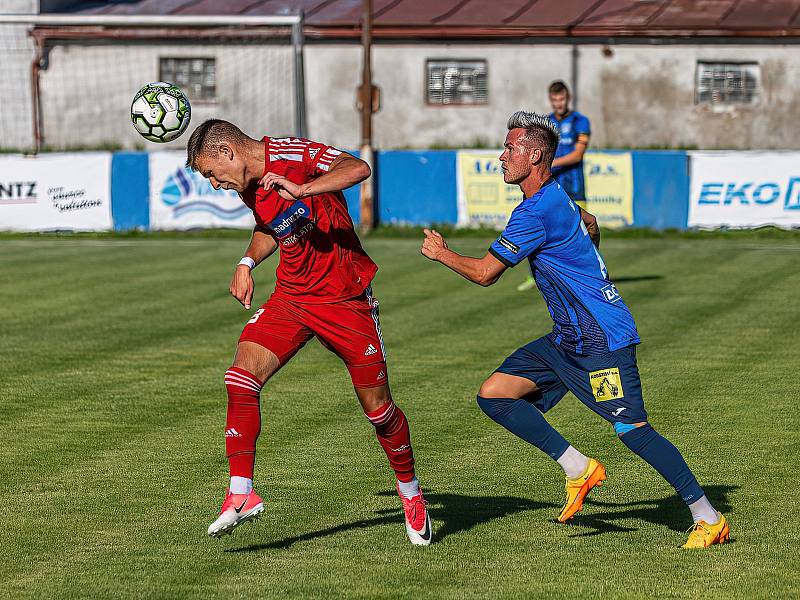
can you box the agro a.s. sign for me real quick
[689,151,800,229]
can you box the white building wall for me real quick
[577,44,800,150]
[38,41,295,149]
[0,0,37,150]
[307,42,800,151]
[5,36,800,151]
[305,43,573,149]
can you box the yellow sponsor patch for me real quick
[589,368,624,402]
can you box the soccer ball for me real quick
[131,82,191,143]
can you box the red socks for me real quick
[224,367,263,479]
[223,369,414,485]
[365,401,415,482]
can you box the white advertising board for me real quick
[689,151,800,229]
[0,153,112,231]
[149,151,255,230]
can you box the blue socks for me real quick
[476,396,706,508]
[619,424,705,504]
[476,395,570,460]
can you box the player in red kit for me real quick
[185,120,431,545]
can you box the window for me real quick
[160,57,216,101]
[695,62,759,106]
[427,59,487,105]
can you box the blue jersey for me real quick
[489,179,639,355]
[549,111,590,201]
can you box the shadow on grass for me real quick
[225,484,736,550]
[610,274,664,283]
[225,491,558,552]
[565,484,737,538]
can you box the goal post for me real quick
[0,13,306,153]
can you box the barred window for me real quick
[427,60,488,105]
[696,62,759,106]
[160,57,216,101]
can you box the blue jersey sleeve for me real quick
[488,207,546,267]
[575,114,591,136]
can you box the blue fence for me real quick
[109,149,691,231]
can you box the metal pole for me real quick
[359,0,374,234]
[291,14,306,138]
[570,43,579,110]
[30,34,43,154]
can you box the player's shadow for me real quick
[564,484,737,538]
[610,275,664,283]
[225,491,558,552]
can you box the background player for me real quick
[519,80,591,292]
[186,119,431,545]
[420,111,729,549]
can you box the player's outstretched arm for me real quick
[420,229,507,287]
[580,208,601,248]
[230,226,278,310]
[260,153,370,201]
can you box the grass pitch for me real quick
[1,231,799,599]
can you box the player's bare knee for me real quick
[478,376,505,399]
[355,384,392,413]
[614,421,648,438]
[232,341,280,383]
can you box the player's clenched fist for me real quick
[230,264,255,310]
[421,228,449,262]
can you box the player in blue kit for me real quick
[519,80,591,292]
[421,111,730,548]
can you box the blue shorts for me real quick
[495,336,647,428]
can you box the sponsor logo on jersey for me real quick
[308,148,319,160]
[377,370,386,380]
[589,368,624,402]
[269,200,315,245]
[496,235,520,254]
[601,283,621,303]
[364,344,378,357]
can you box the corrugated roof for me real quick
[58,0,800,37]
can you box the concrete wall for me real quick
[578,44,800,150]
[305,43,572,149]
[3,35,800,151]
[38,41,295,149]
[0,0,37,151]
[308,42,800,151]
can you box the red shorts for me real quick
[239,286,388,388]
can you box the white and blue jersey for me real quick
[549,111,590,201]
[489,179,639,355]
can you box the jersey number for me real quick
[247,309,265,324]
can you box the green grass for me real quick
[1,233,799,599]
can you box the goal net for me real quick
[0,14,305,153]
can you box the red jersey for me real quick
[241,137,378,303]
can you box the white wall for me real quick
[305,43,572,149]
[307,42,800,151]
[0,0,37,150]
[4,36,800,151]
[38,41,295,149]
[577,44,800,149]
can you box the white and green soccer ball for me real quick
[130,82,191,143]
